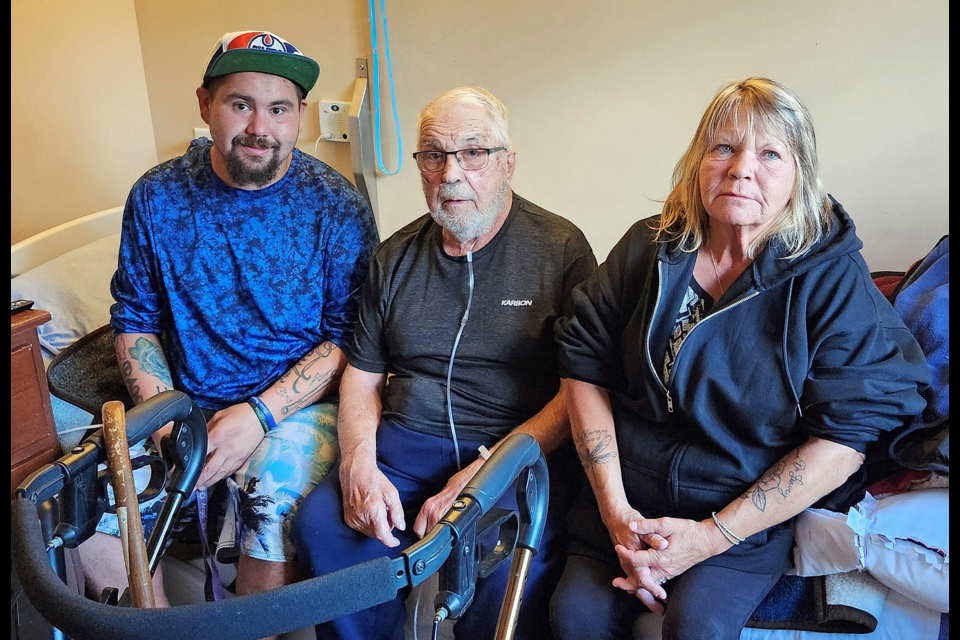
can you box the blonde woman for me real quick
[550,78,929,640]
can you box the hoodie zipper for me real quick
[646,263,673,411]
[646,261,761,412]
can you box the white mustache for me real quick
[437,185,474,202]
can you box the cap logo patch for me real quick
[226,31,295,54]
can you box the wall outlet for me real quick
[318,101,351,142]
[193,127,211,141]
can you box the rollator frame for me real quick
[12,390,549,640]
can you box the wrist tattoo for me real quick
[575,428,617,468]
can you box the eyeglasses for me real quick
[412,147,506,173]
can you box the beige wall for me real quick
[372,0,949,270]
[11,0,158,245]
[133,0,368,182]
[17,1,948,271]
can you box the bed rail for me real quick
[11,206,123,276]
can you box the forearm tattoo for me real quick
[127,337,173,387]
[574,428,618,469]
[742,452,806,512]
[276,342,340,415]
[121,360,145,404]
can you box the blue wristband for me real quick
[247,396,277,433]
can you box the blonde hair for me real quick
[655,77,833,259]
[416,86,512,150]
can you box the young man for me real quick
[83,31,379,614]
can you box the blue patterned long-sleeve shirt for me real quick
[110,142,379,410]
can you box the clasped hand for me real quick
[612,516,720,613]
[604,505,670,614]
[412,463,478,538]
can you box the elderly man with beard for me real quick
[82,31,378,617]
[292,87,597,640]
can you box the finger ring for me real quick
[656,578,666,586]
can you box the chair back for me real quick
[46,324,133,417]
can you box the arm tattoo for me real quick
[128,337,173,386]
[743,453,806,512]
[121,360,145,404]
[279,370,341,416]
[276,343,340,415]
[121,361,166,405]
[574,428,618,469]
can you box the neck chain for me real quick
[709,246,726,298]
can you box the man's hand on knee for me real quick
[199,403,265,488]
[340,457,405,547]
[413,461,479,538]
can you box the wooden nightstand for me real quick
[11,308,59,500]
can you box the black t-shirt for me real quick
[347,193,597,440]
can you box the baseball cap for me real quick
[201,31,320,93]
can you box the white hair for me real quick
[416,86,512,150]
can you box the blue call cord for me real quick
[369,0,402,175]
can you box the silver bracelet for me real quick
[711,512,745,545]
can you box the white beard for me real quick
[428,180,510,243]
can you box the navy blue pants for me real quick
[550,553,781,640]
[292,420,581,640]
[549,491,785,640]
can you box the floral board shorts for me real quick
[96,402,339,563]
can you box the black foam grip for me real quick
[12,499,400,640]
[124,391,195,445]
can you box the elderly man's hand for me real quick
[340,454,406,547]
[601,504,670,613]
[197,403,264,489]
[413,461,480,538]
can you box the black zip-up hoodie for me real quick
[556,198,929,571]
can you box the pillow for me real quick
[851,489,949,613]
[10,233,121,358]
[794,489,949,613]
[792,506,860,576]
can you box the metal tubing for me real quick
[146,491,184,573]
[493,547,534,640]
[348,57,380,230]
